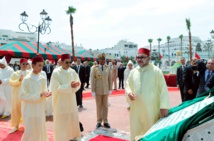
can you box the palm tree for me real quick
[186,18,192,62]
[157,38,162,67]
[66,6,76,59]
[167,36,171,65]
[179,34,183,56]
[148,38,153,51]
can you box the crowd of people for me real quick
[1,47,213,141]
[176,57,214,102]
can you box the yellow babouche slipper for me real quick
[1,115,9,119]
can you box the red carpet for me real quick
[90,135,128,141]
[83,89,126,99]
[83,87,179,99]
[0,122,53,141]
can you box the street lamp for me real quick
[19,9,52,54]
[210,30,214,39]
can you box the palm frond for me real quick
[167,36,171,42]
[157,38,162,42]
[66,6,76,14]
[179,34,183,39]
[148,38,153,43]
[185,18,191,30]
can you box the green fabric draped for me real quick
[138,88,214,141]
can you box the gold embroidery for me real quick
[94,66,103,79]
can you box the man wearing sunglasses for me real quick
[9,58,30,134]
[125,48,170,141]
[0,57,14,119]
[50,54,81,141]
[91,53,112,128]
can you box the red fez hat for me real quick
[32,56,44,64]
[20,58,28,64]
[61,54,71,61]
[138,48,150,56]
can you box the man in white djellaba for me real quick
[0,57,14,119]
[124,60,134,109]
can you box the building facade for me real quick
[0,29,37,46]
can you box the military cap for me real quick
[98,53,106,60]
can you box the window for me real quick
[124,44,128,47]
[2,35,8,37]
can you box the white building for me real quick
[0,29,37,46]
[92,40,138,60]
[145,36,214,69]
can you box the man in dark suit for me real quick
[118,63,126,89]
[196,59,213,96]
[84,61,91,88]
[43,60,54,84]
[183,58,200,101]
[176,57,186,102]
[74,59,85,108]
[204,59,214,92]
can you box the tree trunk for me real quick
[189,31,192,62]
[70,14,75,60]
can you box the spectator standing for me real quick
[124,60,134,109]
[50,54,81,141]
[19,56,51,141]
[74,59,85,108]
[183,58,200,101]
[90,53,112,128]
[0,57,14,119]
[176,57,187,102]
[111,61,118,90]
[9,58,29,134]
[118,63,125,89]
[84,61,91,88]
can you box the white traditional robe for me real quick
[19,72,48,141]
[9,70,29,127]
[0,66,14,116]
[50,67,81,141]
[125,64,170,141]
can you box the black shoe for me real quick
[85,87,88,88]
[96,123,102,128]
[103,123,111,128]
[80,105,83,108]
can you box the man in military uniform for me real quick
[111,61,118,90]
[91,53,112,128]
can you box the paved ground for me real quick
[76,86,181,136]
[0,86,181,140]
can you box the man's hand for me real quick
[92,92,96,97]
[177,85,179,89]
[45,92,52,97]
[160,109,168,117]
[19,75,24,81]
[40,92,52,97]
[71,81,80,88]
[188,89,193,95]
[128,92,136,101]
[108,91,112,95]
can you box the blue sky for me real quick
[0,0,214,50]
